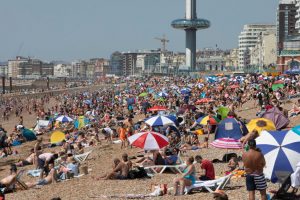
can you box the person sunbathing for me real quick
[0,164,19,193]
[16,148,35,167]
[26,161,57,188]
[93,157,131,180]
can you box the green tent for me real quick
[272,83,284,91]
[217,107,230,120]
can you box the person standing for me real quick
[242,139,267,200]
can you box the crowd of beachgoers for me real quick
[0,73,300,200]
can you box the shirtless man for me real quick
[26,162,57,188]
[242,139,267,200]
[16,148,35,167]
[0,164,19,192]
[94,153,132,180]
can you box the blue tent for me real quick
[21,128,37,141]
[215,118,248,140]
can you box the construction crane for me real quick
[154,34,169,53]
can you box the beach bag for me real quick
[128,167,149,179]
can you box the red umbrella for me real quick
[195,98,214,104]
[148,105,167,112]
[128,131,169,150]
[229,85,239,89]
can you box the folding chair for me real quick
[185,174,233,194]
[74,150,92,163]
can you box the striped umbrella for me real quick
[210,138,242,149]
[158,92,168,98]
[256,130,300,182]
[128,131,169,150]
[56,115,73,123]
[145,115,175,127]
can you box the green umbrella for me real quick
[138,92,148,97]
[272,83,284,91]
[217,107,230,120]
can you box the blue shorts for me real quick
[37,179,48,186]
[246,174,267,191]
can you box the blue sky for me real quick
[0,0,278,61]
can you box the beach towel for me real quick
[27,169,42,177]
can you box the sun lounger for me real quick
[144,163,186,175]
[185,174,233,194]
[143,152,186,175]
[74,150,92,163]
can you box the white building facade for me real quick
[250,32,277,67]
[238,24,276,68]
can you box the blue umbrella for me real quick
[180,88,191,95]
[145,115,176,127]
[256,130,300,183]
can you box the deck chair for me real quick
[74,150,92,163]
[143,153,186,175]
[16,170,28,190]
[185,174,233,194]
[271,171,298,200]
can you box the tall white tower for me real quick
[171,0,210,71]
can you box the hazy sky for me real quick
[0,0,278,61]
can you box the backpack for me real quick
[128,167,150,179]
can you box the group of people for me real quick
[0,73,299,199]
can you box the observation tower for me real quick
[171,0,210,71]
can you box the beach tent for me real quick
[34,120,50,132]
[215,118,248,140]
[21,128,37,141]
[262,107,290,130]
[74,116,90,129]
[50,131,65,144]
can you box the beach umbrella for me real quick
[138,92,148,97]
[272,83,284,91]
[217,107,230,120]
[148,105,167,112]
[145,115,175,127]
[210,138,242,149]
[128,131,169,150]
[180,88,191,95]
[158,92,168,98]
[196,116,220,125]
[195,98,214,104]
[256,130,300,183]
[56,115,73,123]
[83,99,92,105]
[247,118,276,134]
[50,131,65,144]
[292,125,300,136]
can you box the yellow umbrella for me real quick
[247,118,276,134]
[50,131,66,144]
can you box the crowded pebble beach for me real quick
[0,75,300,200]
